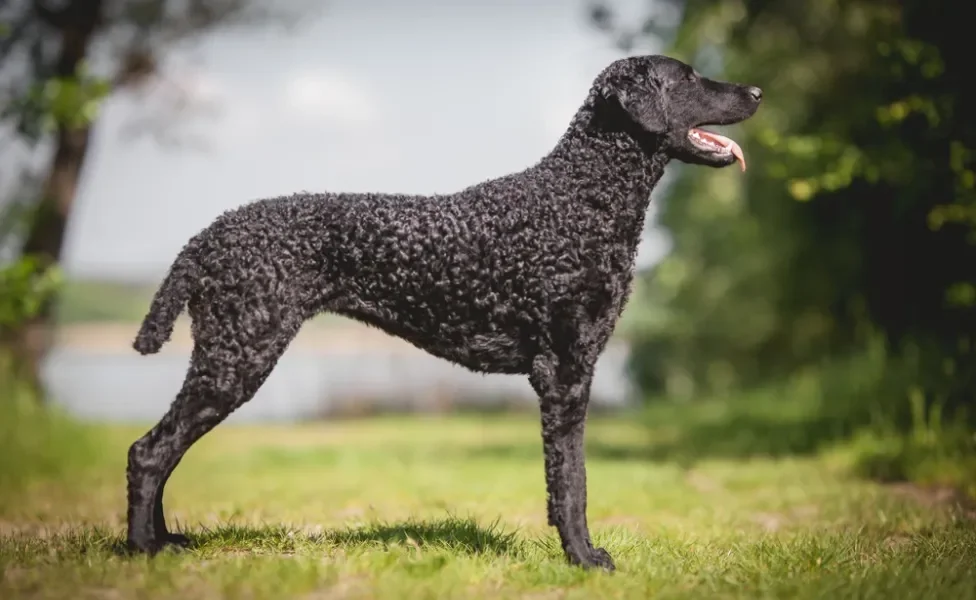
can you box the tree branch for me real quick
[112,46,157,87]
[0,2,36,60]
[31,0,70,29]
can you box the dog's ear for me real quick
[598,77,669,135]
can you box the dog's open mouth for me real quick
[688,128,746,171]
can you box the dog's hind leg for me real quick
[152,468,189,547]
[126,301,303,554]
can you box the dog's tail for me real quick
[133,245,200,356]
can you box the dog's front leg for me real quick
[532,358,615,571]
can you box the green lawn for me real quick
[1,411,974,599]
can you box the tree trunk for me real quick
[16,126,92,397]
[15,0,103,398]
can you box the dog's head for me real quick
[594,55,762,171]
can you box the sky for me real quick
[54,0,672,281]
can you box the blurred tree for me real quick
[590,0,975,409]
[0,0,305,396]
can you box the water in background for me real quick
[43,336,634,424]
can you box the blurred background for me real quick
[2,0,974,495]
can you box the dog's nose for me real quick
[747,86,763,102]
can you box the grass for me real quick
[627,391,976,498]
[624,338,976,499]
[2,391,975,599]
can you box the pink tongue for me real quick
[695,129,746,172]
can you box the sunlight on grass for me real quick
[2,414,974,599]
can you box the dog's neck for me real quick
[538,92,669,244]
[543,92,668,204]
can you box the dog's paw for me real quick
[126,533,190,556]
[586,547,616,572]
[162,533,192,549]
[126,537,162,556]
[568,546,616,572]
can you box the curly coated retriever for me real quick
[126,54,762,570]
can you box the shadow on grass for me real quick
[320,517,519,555]
[58,516,521,559]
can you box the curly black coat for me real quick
[125,54,762,570]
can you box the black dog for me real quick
[127,55,762,570]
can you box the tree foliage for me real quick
[592,0,975,407]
